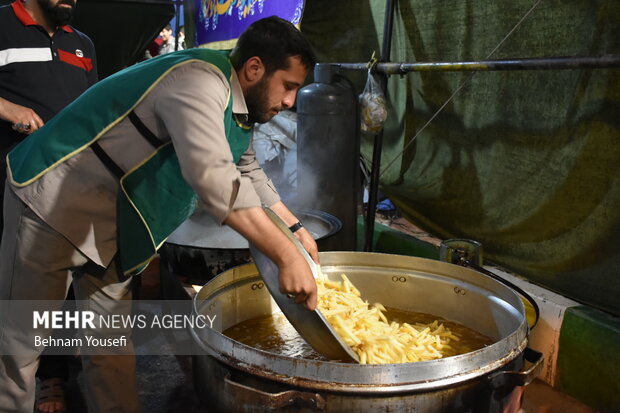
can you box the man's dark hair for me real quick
[230,16,316,75]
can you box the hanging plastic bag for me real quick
[359,69,388,133]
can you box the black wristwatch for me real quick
[288,221,304,233]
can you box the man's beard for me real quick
[245,76,280,124]
[37,0,76,27]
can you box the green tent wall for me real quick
[300,0,620,317]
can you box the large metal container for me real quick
[297,66,360,252]
[159,208,341,289]
[191,252,542,412]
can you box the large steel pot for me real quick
[190,252,542,412]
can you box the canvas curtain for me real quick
[301,0,620,316]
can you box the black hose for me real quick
[459,258,540,329]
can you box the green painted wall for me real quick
[555,306,620,412]
[357,218,439,260]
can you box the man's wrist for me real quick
[288,221,304,233]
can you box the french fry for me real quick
[317,273,460,364]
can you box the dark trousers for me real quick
[35,287,76,383]
[2,150,72,383]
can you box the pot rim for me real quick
[191,326,528,393]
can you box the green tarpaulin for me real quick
[301,0,620,317]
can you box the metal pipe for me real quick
[362,53,619,251]
[174,0,181,51]
[364,0,396,252]
[336,55,620,74]
[380,1,396,62]
[459,258,540,329]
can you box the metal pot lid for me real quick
[166,208,341,250]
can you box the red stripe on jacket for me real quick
[58,49,93,72]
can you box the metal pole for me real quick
[364,0,397,252]
[174,0,181,51]
[335,55,620,74]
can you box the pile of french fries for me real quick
[316,272,460,364]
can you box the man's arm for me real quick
[86,41,99,86]
[237,140,319,263]
[153,61,263,222]
[0,97,44,134]
[269,201,319,264]
[224,206,317,310]
[79,32,99,87]
[236,141,280,205]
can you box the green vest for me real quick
[7,49,251,276]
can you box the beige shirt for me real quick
[11,60,280,267]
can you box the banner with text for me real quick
[195,0,306,49]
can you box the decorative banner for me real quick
[195,0,306,49]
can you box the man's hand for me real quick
[278,253,318,310]
[0,98,44,134]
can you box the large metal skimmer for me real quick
[249,207,359,363]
